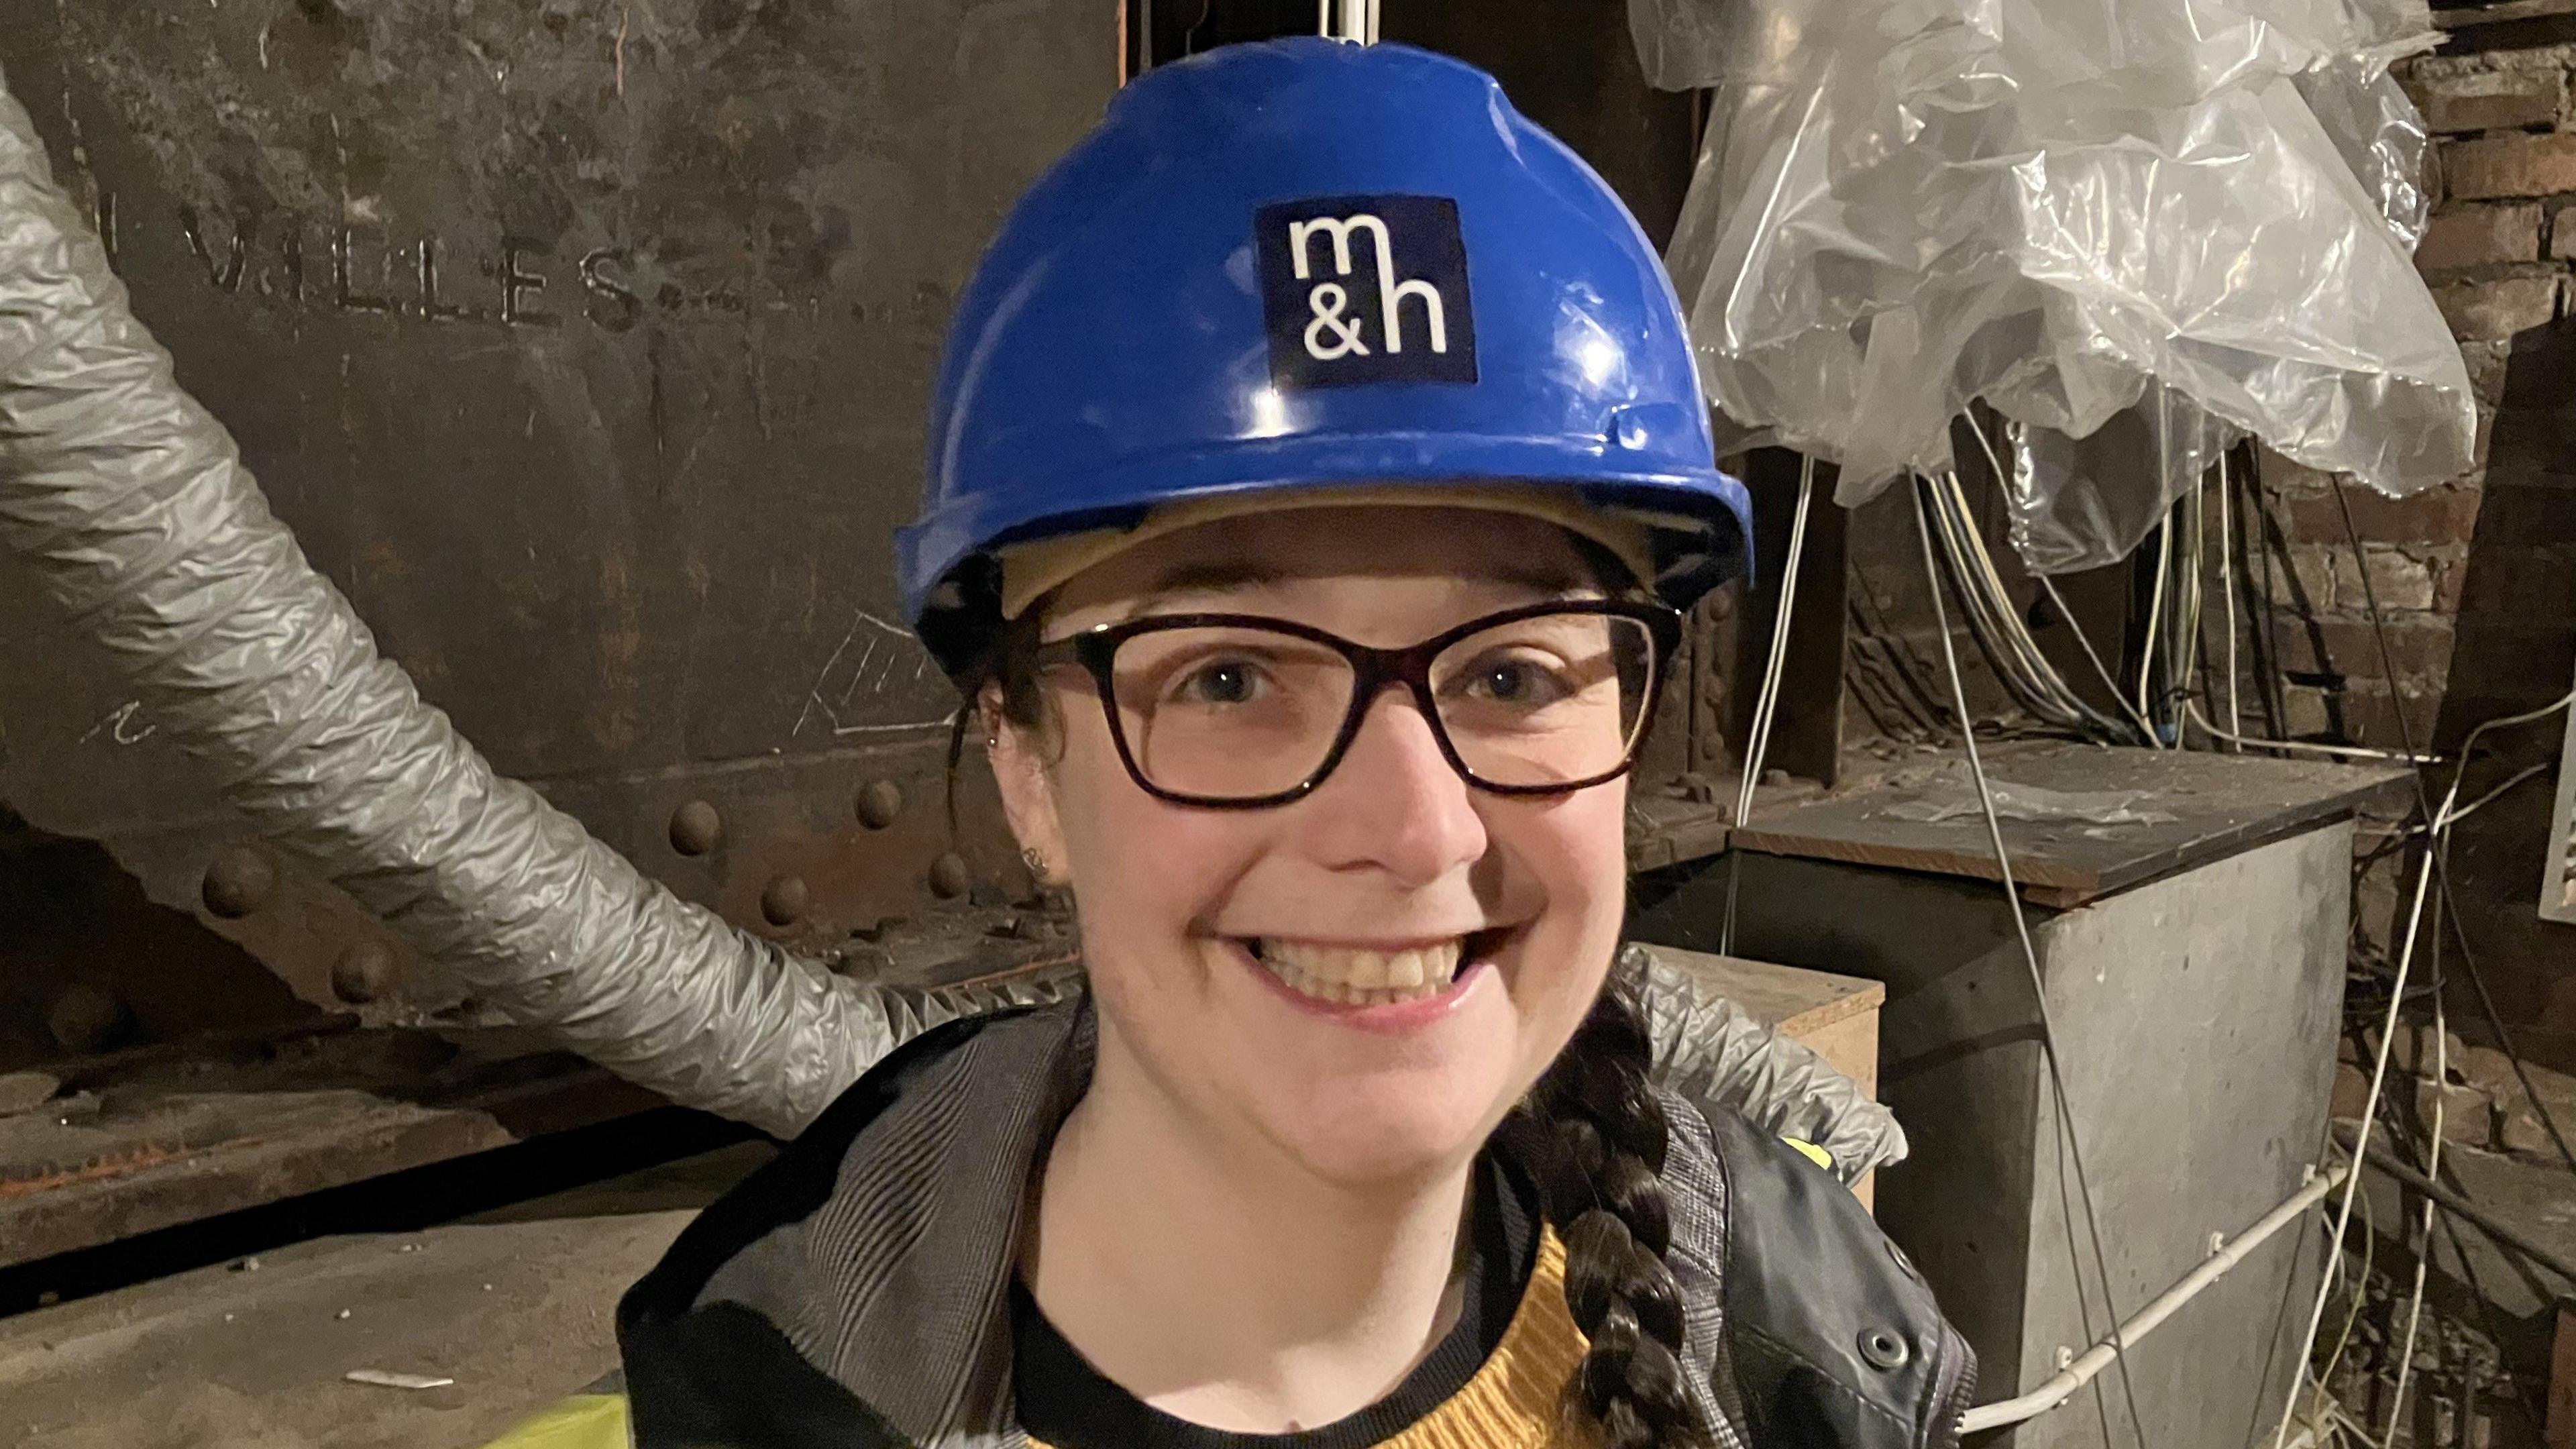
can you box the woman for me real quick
[616,38,1972,1449]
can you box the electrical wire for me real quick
[1721,454,1817,954]
[2306,1150,2376,1434]
[2182,700,2440,764]
[2388,763,2551,841]
[2329,476,2576,1185]
[2275,489,2576,1449]
[2039,573,2163,746]
[1911,481,2154,1449]
[2139,506,2173,731]
[1923,470,2143,743]
[2382,987,2445,1447]
[1958,418,2155,747]
[2270,796,2425,1449]
[2219,449,2245,745]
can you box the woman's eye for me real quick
[1177,659,1260,705]
[1460,655,1570,705]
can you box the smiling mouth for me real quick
[1244,932,1505,1007]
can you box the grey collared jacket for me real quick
[617,993,1974,1449]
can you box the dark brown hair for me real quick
[1510,974,1710,1447]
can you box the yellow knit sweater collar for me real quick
[1026,1223,1598,1449]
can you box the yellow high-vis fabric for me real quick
[479,1392,631,1449]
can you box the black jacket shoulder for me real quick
[1701,1106,1976,1449]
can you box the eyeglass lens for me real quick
[1102,610,1658,801]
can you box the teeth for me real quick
[1256,938,1464,1006]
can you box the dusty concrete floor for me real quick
[0,1142,771,1449]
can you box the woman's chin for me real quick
[1253,1078,1508,1188]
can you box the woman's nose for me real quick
[1302,686,1489,885]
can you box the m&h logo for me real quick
[1256,195,1477,389]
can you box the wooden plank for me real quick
[1727,741,2410,907]
[1626,775,1823,873]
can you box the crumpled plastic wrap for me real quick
[1627,944,1905,1182]
[1638,0,2473,519]
[2002,384,2237,575]
[0,68,1907,1175]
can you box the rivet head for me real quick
[928,853,972,899]
[761,875,812,927]
[669,800,723,857]
[856,780,905,830]
[49,984,133,1054]
[331,941,400,1004]
[1858,1328,1911,1371]
[202,846,279,919]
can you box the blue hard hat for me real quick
[898,37,1752,676]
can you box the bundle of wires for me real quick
[1915,470,2154,747]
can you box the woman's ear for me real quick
[981,685,1069,885]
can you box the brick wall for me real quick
[2269,42,2576,1067]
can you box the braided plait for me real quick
[1511,980,1709,1449]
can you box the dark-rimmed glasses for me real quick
[1030,601,1681,808]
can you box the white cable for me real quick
[1960,1160,2353,1434]
[1956,420,2153,746]
[2181,700,2439,764]
[1925,470,2118,737]
[2139,515,2171,731]
[2370,688,2576,1440]
[2269,830,2428,1449]
[2039,574,2163,747]
[1913,483,2151,1449]
[2383,987,2443,1449]
[2219,450,2243,747]
[2390,764,2552,840]
[1720,455,1817,955]
[1934,472,2093,723]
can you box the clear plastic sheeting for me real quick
[2002,387,2237,576]
[1640,0,2474,513]
[0,66,1909,1174]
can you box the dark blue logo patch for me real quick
[1255,195,1477,389]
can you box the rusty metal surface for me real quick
[0,1,1110,1250]
[0,1024,658,1267]
[0,0,1114,975]
[0,0,1110,1010]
